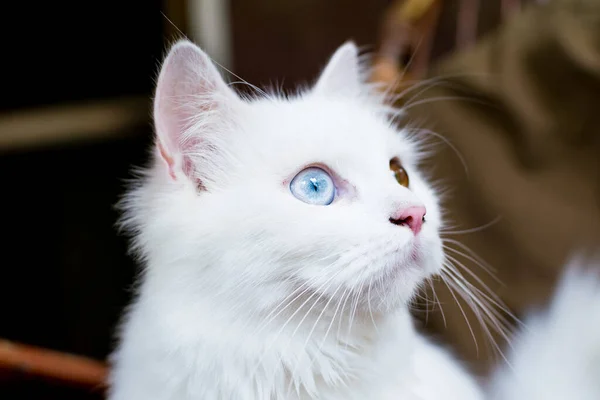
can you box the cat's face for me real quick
[130,41,443,315]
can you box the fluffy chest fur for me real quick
[112,289,480,399]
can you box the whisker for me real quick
[345,272,365,346]
[439,272,480,354]
[444,276,508,365]
[325,286,350,350]
[408,127,469,176]
[269,272,344,393]
[336,284,354,345]
[284,280,346,396]
[443,263,518,332]
[387,71,492,105]
[440,216,502,235]
[440,264,516,366]
[249,268,344,382]
[402,95,492,113]
[443,249,501,287]
[442,238,498,274]
[376,34,426,101]
[252,276,320,336]
[160,12,188,40]
[367,275,379,333]
[429,277,447,328]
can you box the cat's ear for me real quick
[314,41,362,96]
[153,40,238,183]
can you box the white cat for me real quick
[108,40,600,400]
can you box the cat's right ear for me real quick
[314,41,362,97]
[153,40,239,183]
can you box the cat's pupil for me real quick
[309,178,319,192]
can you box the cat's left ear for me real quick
[314,41,362,96]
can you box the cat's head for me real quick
[125,40,443,315]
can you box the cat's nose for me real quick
[389,206,426,235]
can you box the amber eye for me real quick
[389,157,409,187]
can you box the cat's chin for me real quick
[332,265,426,315]
[366,244,442,312]
[370,271,427,312]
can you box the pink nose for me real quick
[389,206,426,235]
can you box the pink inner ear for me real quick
[153,41,236,187]
[157,137,203,187]
[153,44,213,182]
[180,138,200,179]
[158,141,177,181]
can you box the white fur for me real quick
[487,256,600,400]
[108,40,600,400]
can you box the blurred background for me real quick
[1,0,598,399]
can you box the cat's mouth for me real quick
[380,238,434,284]
[368,241,426,282]
[394,236,425,264]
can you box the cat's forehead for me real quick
[233,95,414,175]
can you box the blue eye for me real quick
[290,167,336,205]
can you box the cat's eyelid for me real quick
[283,162,333,185]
